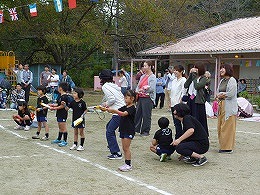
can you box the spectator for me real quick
[40,65,52,89]
[47,68,60,103]
[118,70,128,95]
[217,64,238,154]
[204,71,212,102]
[10,83,25,109]
[60,70,75,92]
[121,67,131,89]
[136,64,145,82]
[135,61,156,136]
[0,86,7,108]
[21,64,33,103]
[13,64,23,84]
[237,79,247,94]
[164,66,175,110]
[155,72,166,109]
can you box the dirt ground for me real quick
[0,94,259,195]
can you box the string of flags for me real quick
[0,0,99,23]
[240,60,260,67]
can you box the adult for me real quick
[217,64,238,153]
[40,65,51,89]
[21,64,33,103]
[204,71,212,102]
[164,66,175,110]
[118,70,128,95]
[47,68,60,103]
[121,67,131,89]
[60,70,75,92]
[184,63,209,135]
[155,72,166,109]
[10,83,25,109]
[99,69,125,159]
[172,103,209,167]
[0,87,7,108]
[237,79,247,95]
[13,64,23,84]
[135,61,156,136]
[170,65,187,139]
[135,64,145,82]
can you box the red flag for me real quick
[0,10,4,23]
[68,0,76,9]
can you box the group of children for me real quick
[12,69,210,172]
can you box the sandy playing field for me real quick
[0,96,259,194]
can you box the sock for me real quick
[74,141,78,146]
[57,132,63,140]
[63,132,68,142]
[125,160,131,166]
[45,133,49,138]
[36,131,40,135]
[80,138,85,146]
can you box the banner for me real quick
[8,8,18,21]
[68,0,76,9]
[54,0,63,12]
[0,10,4,23]
[29,3,37,17]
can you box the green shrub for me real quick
[238,91,250,99]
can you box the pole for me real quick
[113,0,119,71]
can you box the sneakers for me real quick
[41,136,49,141]
[14,125,23,130]
[77,145,84,151]
[160,153,167,162]
[107,153,123,160]
[58,141,68,147]
[192,156,208,167]
[140,132,150,136]
[183,157,197,164]
[70,144,77,150]
[24,125,30,131]
[118,164,132,172]
[51,139,62,144]
[166,155,172,160]
[32,134,40,139]
[218,150,233,154]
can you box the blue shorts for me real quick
[37,116,47,122]
[72,122,85,128]
[119,132,134,139]
[156,145,175,156]
[57,118,67,122]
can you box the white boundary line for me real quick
[236,131,260,135]
[0,125,173,195]
[0,154,44,159]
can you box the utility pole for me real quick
[113,0,119,72]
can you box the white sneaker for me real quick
[32,134,40,139]
[118,164,132,172]
[70,144,77,150]
[14,125,23,130]
[41,136,49,141]
[77,145,84,151]
[24,126,30,131]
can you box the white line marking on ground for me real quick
[0,154,44,159]
[0,125,173,195]
[0,119,12,121]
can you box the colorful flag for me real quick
[29,3,37,17]
[8,8,18,21]
[0,10,4,23]
[68,0,76,9]
[54,0,63,12]
[256,60,260,67]
[240,60,244,67]
[245,60,252,67]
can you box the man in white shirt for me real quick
[21,64,33,103]
[164,66,175,110]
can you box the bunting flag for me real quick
[0,10,4,23]
[68,0,76,9]
[54,0,63,12]
[245,60,252,67]
[29,3,38,17]
[8,8,18,21]
[256,60,260,67]
[240,60,244,67]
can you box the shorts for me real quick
[119,132,135,139]
[72,122,85,128]
[57,118,67,122]
[37,116,47,122]
[156,145,175,156]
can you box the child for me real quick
[212,97,219,117]
[13,100,32,131]
[107,90,136,171]
[0,87,7,108]
[49,82,69,147]
[67,88,87,151]
[150,117,175,162]
[32,85,50,140]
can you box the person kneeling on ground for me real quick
[150,117,175,162]
[171,103,209,167]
